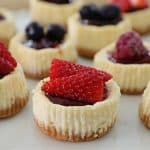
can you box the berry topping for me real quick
[80,4,99,20]
[43,0,72,4]
[110,0,148,12]
[111,32,150,64]
[46,24,66,42]
[0,42,17,77]
[50,59,112,81]
[42,59,112,104]
[80,4,122,26]
[42,72,104,104]
[25,22,44,41]
[100,5,121,21]
[25,23,66,49]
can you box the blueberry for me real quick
[100,5,121,21]
[25,22,44,41]
[46,24,66,42]
[80,4,98,20]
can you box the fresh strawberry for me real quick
[110,0,132,12]
[50,59,112,82]
[129,0,149,9]
[0,42,17,76]
[42,72,104,104]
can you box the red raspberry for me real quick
[0,42,17,76]
[42,72,104,104]
[113,32,148,63]
[50,59,112,82]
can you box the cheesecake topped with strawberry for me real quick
[42,59,112,106]
[110,0,150,34]
[33,59,121,141]
[0,42,28,118]
[0,42,17,78]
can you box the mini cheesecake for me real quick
[94,32,150,94]
[68,4,131,58]
[139,81,150,129]
[30,0,78,26]
[0,9,16,47]
[0,43,28,118]
[9,22,77,79]
[33,59,121,142]
[111,0,150,34]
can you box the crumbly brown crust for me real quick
[0,37,10,47]
[34,118,116,142]
[134,27,150,35]
[0,95,29,118]
[78,48,97,59]
[25,71,49,80]
[121,88,144,95]
[139,103,150,129]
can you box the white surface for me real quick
[0,11,149,150]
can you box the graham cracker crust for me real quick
[34,118,116,142]
[139,103,150,129]
[25,71,49,80]
[121,88,144,95]
[0,95,29,118]
[78,48,97,59]
[134,26,150,35]
[0,37,10,48]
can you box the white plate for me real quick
[0,10,149,150]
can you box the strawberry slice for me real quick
[129,0,149,9]
[110,0,132,12]
[0,42,17,76]
[50,59,112,82]
[42,72,104,104]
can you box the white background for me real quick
[0,11,149,150]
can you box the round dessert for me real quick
[33,59,121,142]
[139,81,150,129]
[111,0,150,34]
[0,9,16,47]
[9,22,77,79]
[30,0,78,26]
[0,43,28,118]
[94,32,150,94]
[68,4,131,58]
